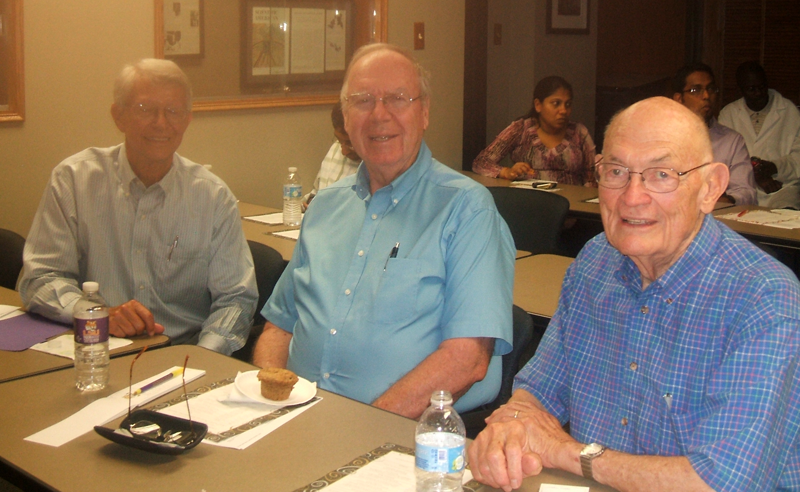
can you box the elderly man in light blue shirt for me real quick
[254,44,514,419]
[21,59,257,355]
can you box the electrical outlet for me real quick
[414,22,425,50]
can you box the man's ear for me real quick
[111,104,126,133]
[672,92,683,104]
[699,162,730,214]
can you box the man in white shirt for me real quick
[302,102,361,208]
[719,61,800,209]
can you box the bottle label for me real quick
[415,442,465,473]
[74,318,109,344]
[283,184,302,199]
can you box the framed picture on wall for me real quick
[164,0,205,57]
[546,0,589,35]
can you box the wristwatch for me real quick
[579,442,606,481]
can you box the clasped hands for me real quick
[498,162,535,181]
[108,299,165,338]
[468,399,579,491]
[752,158,783,194]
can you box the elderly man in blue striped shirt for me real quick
[469,97,800,491]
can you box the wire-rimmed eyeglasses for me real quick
[130,103,189,125]
[344,92,422,114]
[682,85,720,96]
[595,162,713,193]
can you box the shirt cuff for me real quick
[197,332,234,356]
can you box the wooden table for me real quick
[0,286,170,384]
[0,345,616,492]
[514,255,573,318]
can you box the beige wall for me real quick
[486,0,597,146]
[0,0,465,237]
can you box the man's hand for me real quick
[108,300,164,338]
[498,162,534,181]
[469,397,580,491]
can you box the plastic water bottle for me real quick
[283,167,302,226]
[415,390,466,492]
[73,281,110,392]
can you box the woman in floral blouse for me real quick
[473,76,596,186]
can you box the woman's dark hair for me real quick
[520,76,573,121]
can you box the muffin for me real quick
[257,367,299,401]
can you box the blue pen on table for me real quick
[384,242,400,271]
[125,368,184,399]
[167,235,179,261]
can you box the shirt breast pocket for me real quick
[370,258,444,326]
[153,239,207,301]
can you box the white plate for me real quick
[234,370,316,406]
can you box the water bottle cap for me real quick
[288,167,298,172]
[82,281,99,293]
[430,390,454,406]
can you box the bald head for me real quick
[605,97,713,169]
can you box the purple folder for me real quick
[0,312,71,351]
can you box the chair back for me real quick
[248,241,287,326]
[462,304,535,438]
[0,229,25,290]
[488,187,570,255]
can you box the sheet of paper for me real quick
[244,212,285,225]
[273,229,301,240]
[717,210,800,229]
[0,305,22,319]
[24,367,205,447]
[584,197,600,204]
[322,451,473,492]
[0,313,71,351]
[510,179,560,192]
[158,382,321,449]
[539,484,589,492]
[29,333,133,359]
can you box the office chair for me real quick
[231,241,287,362]
[0,228,25,290]
[462,304,535,439]
[488,187,570,255]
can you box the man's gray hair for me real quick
[340,43,431,102]
[114,58,192,109]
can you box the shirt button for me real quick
[358,250,364,257]
[666,298,673,304]
[640,306,649,314]
[345,289,351,295]
[393,199,398,204]
[139,285,145,290]
[621,417,628,426]
[629,361,638,371]
[323,373,330,379]
[330,329,337,335]
[371,214,378,220]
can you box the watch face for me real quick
[582,443,603,456]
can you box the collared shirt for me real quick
[515,215,800,491]
[21,144,258,355]
[472,119,596,185]
[303,141,360,203]
[708,118,758,205]
[264,141,515,412]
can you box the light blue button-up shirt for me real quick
[263,142,514,411]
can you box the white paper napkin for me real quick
[25,367,205,447]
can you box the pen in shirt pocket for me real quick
[383,242,400,271]
[167,235,179,261]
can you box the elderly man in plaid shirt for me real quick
[469,97,800,492]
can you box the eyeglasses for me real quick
[130,103,189,125]
[683,85,720,96]
[344,92,422,114]
[595,162,712,193]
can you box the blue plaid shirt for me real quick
[515,215,800,491]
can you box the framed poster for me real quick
[164,0,204,57]
[546,0,590,35]
[242,0,354,94]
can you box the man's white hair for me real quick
[113,58,192,109]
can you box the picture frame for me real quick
[546,0,590,35]
[163,0,204,58]
[241,0,354,95]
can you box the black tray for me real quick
[94,409,208,455]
